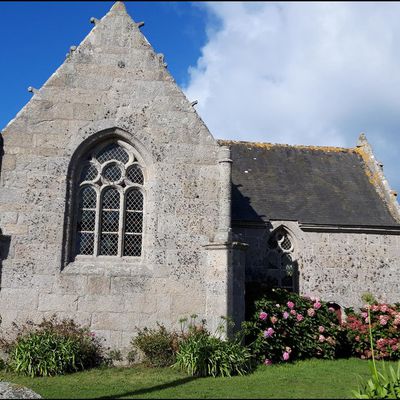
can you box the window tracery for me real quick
[75,141,144,258]
[265,228,296,291]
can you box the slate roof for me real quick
[220,140,399,226]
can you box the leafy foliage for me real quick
[174,319,252,378]
[242,288,347,364]
[353,361,400,398]
[5,316,104,377]
[131,323,178,367]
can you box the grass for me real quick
[0,358,393,399]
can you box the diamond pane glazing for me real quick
[127,165,144,185]
[77,232,94,255]
[97,144,129,165]
[100,233,119,256]
[102,188,120,210]
[126,190,143,211]
[280,235,292,251]
[102,211,120,232]
[80,186,97,209]
[78,210,96,232]
[123,234,142,256]
[102,164,122,182]
[80,164,98,182]
[125,212,143,233]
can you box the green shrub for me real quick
[174,324,252,377]
[6,316,104,377]
[242,288,347,364]
[131,323,177,367]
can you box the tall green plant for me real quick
[353,301,400,398]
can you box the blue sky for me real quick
[1,2,399,196]
[0,1,208,123]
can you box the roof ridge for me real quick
[217,139,355,153]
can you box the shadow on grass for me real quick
[97,375,198,399]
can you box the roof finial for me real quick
[110,1,127,13]
[357,132,369,147]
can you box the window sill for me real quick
[63,256,146,277]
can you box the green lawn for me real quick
[0,358,390,399]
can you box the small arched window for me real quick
[265,228,297,291]
[75,141,144,258]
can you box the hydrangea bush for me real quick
[344,303,400,360]
[242,288,346,364]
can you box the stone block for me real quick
[1,155,16,171]
[1,261,34,289]
[91,312,138,331]
[3,224,28,235]
[86,275,111,295]
[38,294,78,312]
[55,274,88,294]
[0,288,39,311]
[78,294,124,313]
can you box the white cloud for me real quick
[184,2,400,193]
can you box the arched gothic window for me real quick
[74,141,144,258]
[265,228,297,291]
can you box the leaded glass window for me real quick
[265,229,296,291]
[75,142,144,258]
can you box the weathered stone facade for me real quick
[0,2,235,349]
[0,2,399,351]
[236,221,400,311]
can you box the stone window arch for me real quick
[265,227,297,291]
[74,140,145,258]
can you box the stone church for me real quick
[0,2,399,349]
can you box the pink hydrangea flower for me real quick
[313,302,322,310]
[371,305,379,312]
[318,326,325,333]
[264,359,273,365]
[318,335,325,343]
[283,351,290,361]
[287,301,295,309]
[290,309,297,316]
[365,317,370,323]
[379,315,389,326]
[264,327,275,338]
[307,308,315,317]
[380,304,389,313]
[259,312,268,320]
[296,314,304,322]
[283,311,289,319]
[392,345,398,351]
[361,312,368,319]
[271,316,278,325]
[377,338,386,348]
